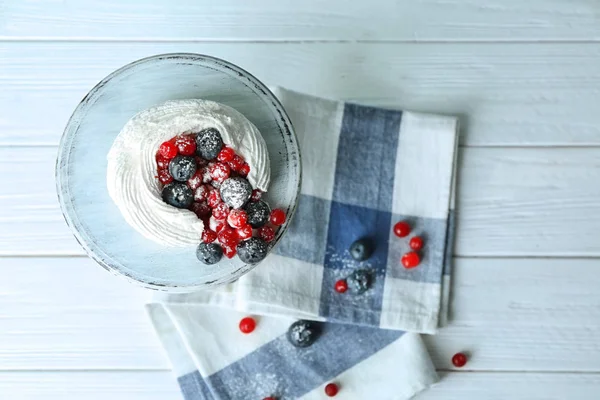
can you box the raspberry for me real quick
[237,224,253,240]
[157,169,173,185]
[201,229,217,244]
[239,163,250,177]
[175,134,197,156]
[270,209,286,226]
[207,189,221,208]
[218,227,239,247]
[217,146,235,162]
[227,209,248,229]
[209,162,231,182]
[250,189,262,202]
[228,154,244,171]
[223,244,237,259]
[209,216,227,233]
[158,141,178,159]
[156,154,170,169]
[194,185,211,202]
[213,202,230,220]
[258,226,275,242]
[191,202,211,219]
[187,170,204,190]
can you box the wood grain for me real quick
[2,42,600,146]
[3,147,600,256]
[2,0,600,41]
[2,257,600,372]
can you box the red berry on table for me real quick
[251,189,262,202]
[227,209,248,229]
[239,162,250,177]
[263,397,276,400]
[209,162,231,182]
[157,169,174,185]
[201,229,218,244]
[218,227,239,247]
[237,224,253,240]
[393,221,411,237]
[258,226,275,242]
[213,202,230,220]
[401,251,420,269]
[191,202,211,219]
[175,134,197,156]
[223,244,237,258]
[156,154,170,169]
[239,316,256,334]
[452,352,467,368]
[187,170,205,190]
[334,279,348,293]
[228,154,244,171]
[207,189,221,208]
[158,141,178,159]
[324,383,339,397]
[217,146,235,162]
[270,209,286,226]
[409,236,424,251]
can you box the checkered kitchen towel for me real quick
[147,87,458,399]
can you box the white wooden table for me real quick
[2,1,600,398]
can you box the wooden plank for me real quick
[2,257,600,371]
[2,0,600,41]
[2,146,600,256]
[2,42,600,146]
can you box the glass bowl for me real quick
[56,53,301,291]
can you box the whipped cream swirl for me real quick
[107,99,271,247]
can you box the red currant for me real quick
[452,352,467,368]
[409,236,424,251]
[218,227,239,247]
[194,156,208,168]
[207,189,221,208]
[157,169,173,185]
[258,226,275,242]
[213,202,230,220]
[175,134,197,156]
[228,154,244,171]
[334,279,348,293]
[401,251,420,269]
[251,189,262,202]
[223,244,237,259]
[217,146,235,162]
[201,229,217,244]
[270,209,286,226]
[156,154,170,169]
[187,170,204,190]
[191,202,211,219]
[239,162,250,177]
[209,162,231,182]
[158,141,178,159]
[194,185,211,202]
[227,209,248,229]
[237,224,253,240]
[239,317,256,334]
[324,383,339,397]
[393,221,411,237]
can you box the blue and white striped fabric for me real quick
[147,88,458,399]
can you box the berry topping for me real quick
[349,238,374,261]
[187,170,205,190]
[227,209,248,229]
[324,383,339,397]
[207,189,221,208]
[201,229,217,244]
[156,154,170,169]
[220,177,253,209]
[194,184,211,202]
[209,162,231,182]
[237,237,269,264]
[228,154,244,171]
[194,155,208,168]
[223,244,237,259]
[287,320,321,348]
[270,209,286,226]
[239,162,250,177]
[250,189,262,202]
[258,225,275,243]
[161,182,194,209]
[239,317,256,334]
[334,279,348,293]
[157,169,174,185]
[401,251,420,269]
[409,236,424,251]
[209,216,227,233]
[237,224,253,240]
[217,227,239,247]
[196,242,223,265]
[158,141,178,159]
[175,134,197,156]
[347,269,372,294]
[168,155,197,182]
[217,146,235,162]
[245,200,271,228]
[212,202,230,221]
[196,128,223,160]
[191,201,211,219]
[393,221,411,238]
[452,352,467,368]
